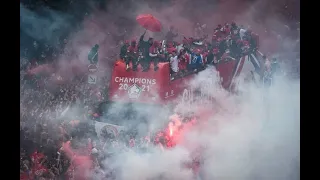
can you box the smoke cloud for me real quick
[20,3,74,46]
[99,66,299,180]
[20,0,299,179]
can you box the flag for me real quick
[94,121,126,138]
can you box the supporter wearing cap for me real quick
[178,49,189,73]
[231,27,239,39]
[149,40,160,71]
[223,23,231,37]
[231,21,239,33]
[167,43,177,55]
[126,39,139,71]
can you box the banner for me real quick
[94,121,126,138]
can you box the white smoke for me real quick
[113,147,193,180]
[100,67,299,180]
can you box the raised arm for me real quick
[139,31,147,42]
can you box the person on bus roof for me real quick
[212,48,220,64]
[221,49,235,62]
[224,23,231,35]
[187,49,204,71]
[167,43,177,55]
[249,32,259,53]
[120,40,129,60]
[241,40,250,55]
[206,48,214,65]
[218,37,227,56]
[182,37,192,49]
[138,31,153,72]
[149,41,160,71]
[176,43,184,54]
[178,49,189,73]
[211,34,219,48]
[215,24,223,32]
[169,49,179,76]
[126,39,139,71]
[239,26,247,40]
[235,39,245,57]
[230,22,239,35]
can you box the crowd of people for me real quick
[20,92,196,180]
[20,20,293,179]
[20,60,197,179]
[20,74,95,179]
[20,55,111,179]
[120,22,260,78]
[21,63,202,179]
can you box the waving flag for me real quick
[94,121,126,138]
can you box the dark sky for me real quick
[20,0,299,60]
